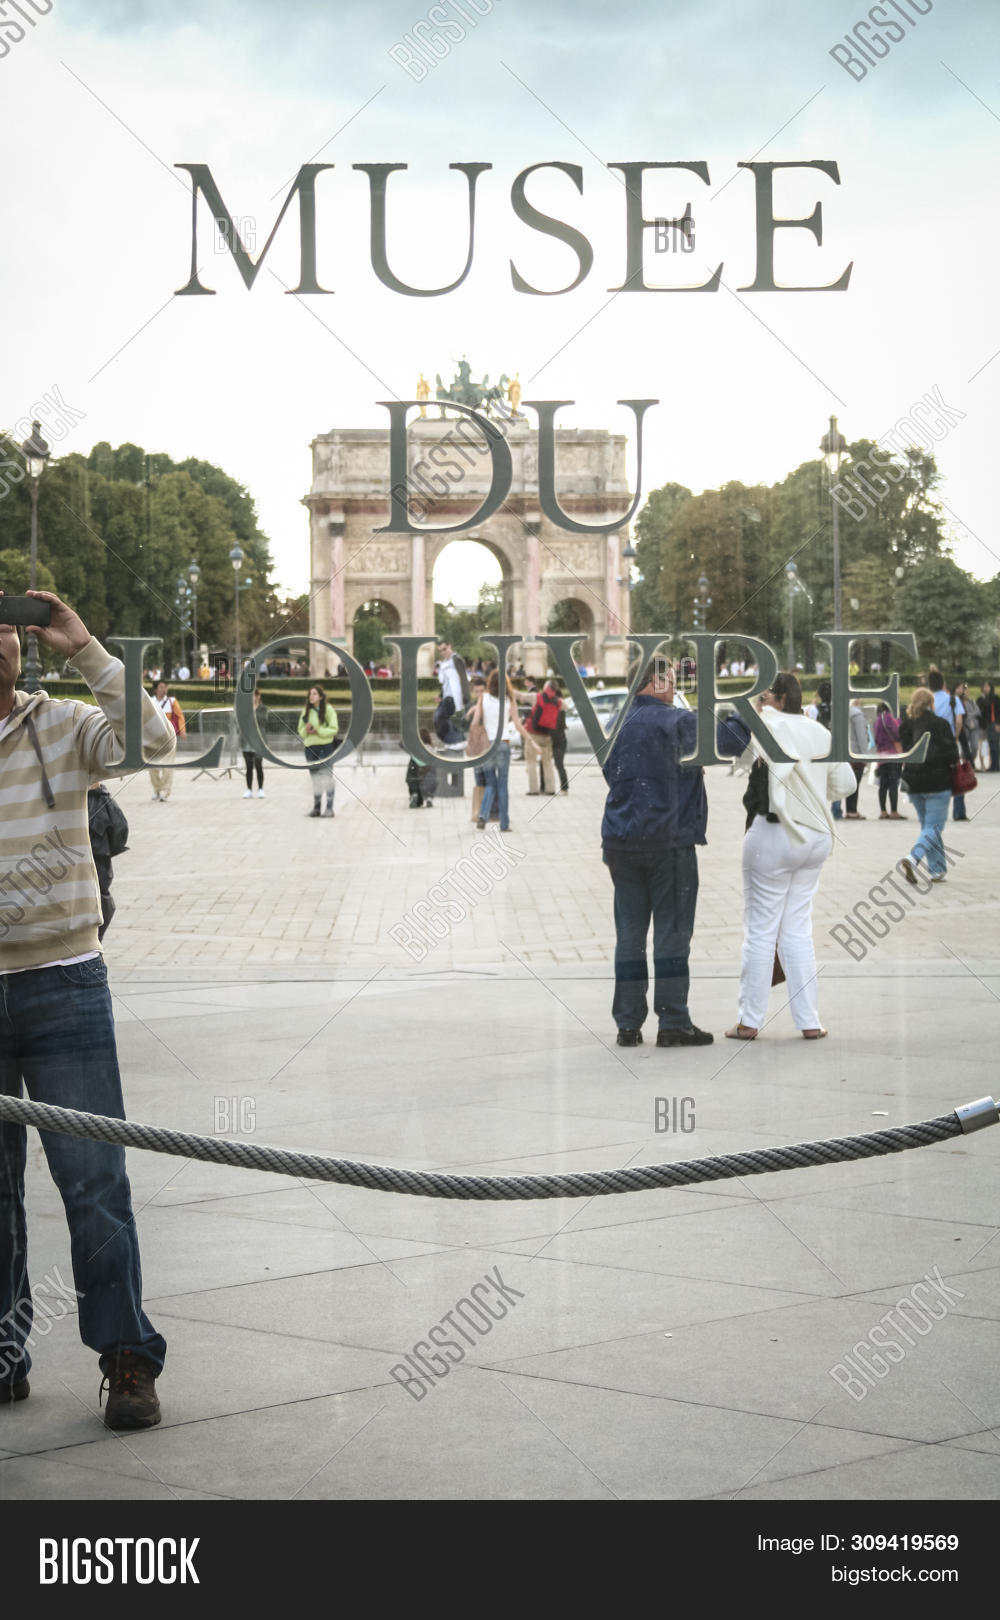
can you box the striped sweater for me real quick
[0,639,175,971]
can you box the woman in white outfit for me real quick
[722,672,857,1041]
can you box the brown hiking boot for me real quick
[99,1351,161,1430]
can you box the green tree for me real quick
[353,602,395,667]
[896,554,992,673]
[477,581,502,629]
[632,435,955,668]
[0,437,279,666]
[630,481,692,630]
[0,548,56,594]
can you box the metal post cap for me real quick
[955,1097,1000,1134]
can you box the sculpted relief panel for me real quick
[547,539,603,576]
[350,540,410,575]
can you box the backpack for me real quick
[529,689,561,732]
[88,787,129,858]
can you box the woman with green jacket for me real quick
[297,684,339,817]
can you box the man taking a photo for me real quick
[0,589,175,1429]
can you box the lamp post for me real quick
[619,539,637,640]
[229,543,244,677]
[19,421,51,692]
[820,414,847,631]
[692,572,711,631]
[188,560,201,672]
[783,562,812,670]
[175,576,192,673]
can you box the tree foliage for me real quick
[434,582,505,663]
[0,439,278,673]
[631,438,993,673]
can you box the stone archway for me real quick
[427,535,516,635]
[305,415,634,678]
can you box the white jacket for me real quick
[742,709,858,845]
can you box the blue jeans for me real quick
[604,845,699,1030]
[0,960,165,1384]
[479,743,511,830]
[906,789,950,876]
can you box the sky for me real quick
[2,0,998,610]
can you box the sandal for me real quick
[725,1024,758,1040]
[802,1028,828,1040]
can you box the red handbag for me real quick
[952,758,977,795]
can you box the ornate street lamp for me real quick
[173,579,194,674]
[692,572,711,631]
[19,420,51,692]
[229,543,244,676]
[820,414,848,631]
[784,561,813,670]
[188,560,201,671]
[619,539,637,638]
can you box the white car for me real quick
[563,685,690,752]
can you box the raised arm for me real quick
[29,590,175,775]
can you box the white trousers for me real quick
[739,817,832,1031]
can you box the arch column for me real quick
[330,515,346,637]
[524,515,541,639]
[410,532,425,635]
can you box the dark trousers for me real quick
[553,737,569,791]
[877,762,901,812]
[604,845,699,1030]
[845,762,866,813]
[0,961,165,1384]
[243,751,263,790]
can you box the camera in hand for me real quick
[0,596,52,628]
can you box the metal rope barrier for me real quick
[0,1094,995,1202]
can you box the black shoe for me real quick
[616,1029,643,1046]
[657,1025,714,1047]
[409,793,421,808]
[476,818,486,829]
[0,1375,29,1405]
[307,804,321,817]
[99,1351,161,1431]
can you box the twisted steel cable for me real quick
[0,1094,995,1201]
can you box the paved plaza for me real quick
[2,748,999,1500]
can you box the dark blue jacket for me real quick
[601,696,707,851]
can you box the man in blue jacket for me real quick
[601,654,712,1047]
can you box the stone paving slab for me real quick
[491,1292,1000,1444]
[721,1443,1000,1501]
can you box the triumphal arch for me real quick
[304,372,636,677]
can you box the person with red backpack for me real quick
[524,679,562,795]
